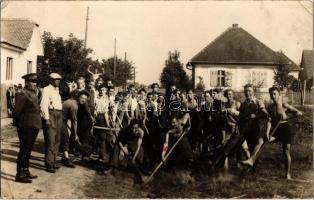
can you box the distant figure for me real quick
[16,83,23,93]
[6,86,15,117]
[13,73,42,183]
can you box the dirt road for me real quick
[1,121,148,199]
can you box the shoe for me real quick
[103,168,115,176]
[63,159,75,168]
[269,136,276,142]
[46,167,56,173]
[53,164,61,170]
[240,159,254,167]
[15,174,32,183]
[24,170,38,179]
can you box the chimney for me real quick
[232,24,238,28]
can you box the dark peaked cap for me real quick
[22,73,37,80]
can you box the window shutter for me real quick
[210,70,218,87]
[210,70,214,87]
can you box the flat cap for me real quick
[22,73,37,80]
[49,73,62,79]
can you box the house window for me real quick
[210,70,226,87]
[27,61,33,74]
[6,57,13,80]
[252,71,267,88]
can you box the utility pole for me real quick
[113,38,117,79]
[133,66,136,84]
[84,7,89,48]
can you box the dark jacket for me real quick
[13,88,42,130]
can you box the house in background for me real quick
[187,24,300,92]
[1,18,44,118]
[299,50,313,105]
[299,50,313,90]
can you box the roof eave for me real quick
[1,42,26,52]
[189,61,279,65]
[188,61,301,70]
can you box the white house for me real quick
[187,24,300,92]
[1,18,44,117]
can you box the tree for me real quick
[195,76,205,92]
[274,52,297,91]
[160,50,192,90]
[39,31,94,86]
[274,64,295,90]
[99,57,134,86]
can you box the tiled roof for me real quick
[276,51,300,71]
[189,24,299,70]
[300,50,313,80]
[1,18,38,50]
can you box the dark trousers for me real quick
[167,136,194,169]
[61,120,70,152]
[94,114,108,159]
[16,127,39,174]
[43,110,63,167]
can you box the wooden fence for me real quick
[234,90,313,106]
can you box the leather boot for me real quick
[16,155,32,183]
[24,168,38,179]
[15,172,32,183]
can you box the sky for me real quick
[2,1,313,85]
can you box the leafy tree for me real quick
[274,51,297,91]
[39,31,93,86]
[160,50,192,90]
[40,32,134,87]
[99,57,134,86]
[274,64,295,90]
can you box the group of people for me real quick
[6,83,24,117]
[12,71,303,184]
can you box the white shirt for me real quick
[40,84,62,120]
[95,95,109,114]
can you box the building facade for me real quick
[187,24,300,92]
[1,18,44,118]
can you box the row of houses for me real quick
[0,19,313,118]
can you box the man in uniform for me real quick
[41,73,63,173]
[13,73,42,183]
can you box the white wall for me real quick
[1,25,43,118]
[1,25,43,86]
[194,64,283,92]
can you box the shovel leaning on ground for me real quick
[143,129,189,185]
[241,116,299,168]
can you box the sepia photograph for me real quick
[0,0,313,199]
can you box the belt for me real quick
[49,109,62,112]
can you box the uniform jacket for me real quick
[13,88,42,130]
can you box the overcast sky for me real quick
[2,1,313,84]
